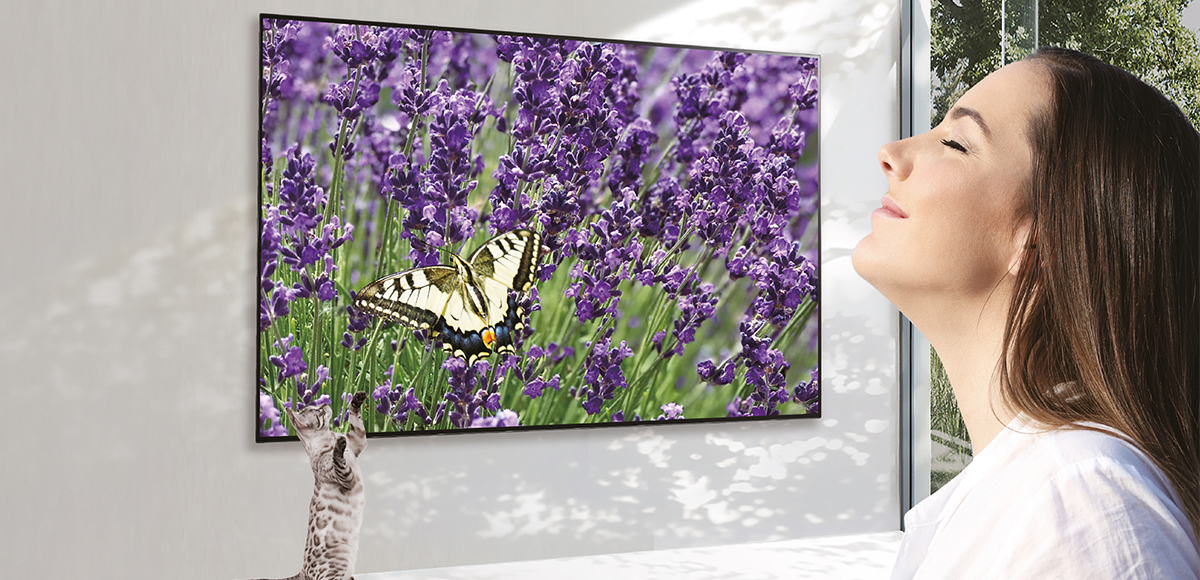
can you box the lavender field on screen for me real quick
[258,16,819,438]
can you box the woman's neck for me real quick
[909,291,1018,454]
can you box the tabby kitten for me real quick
[257,391,368,580]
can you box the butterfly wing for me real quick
[476,276,522,356]
[466,230,542,357]
[356,265,495,363]
[467,229,541,294]
[353,266,458,331]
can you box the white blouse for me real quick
[892,414,1200,579]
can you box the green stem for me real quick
[771,298,817,356]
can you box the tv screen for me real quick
[258,14,820,439]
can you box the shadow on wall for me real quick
[361,406,894,568]
[619,0,894,69]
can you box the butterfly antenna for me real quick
[408,235,431,254]
[452,223,471,256]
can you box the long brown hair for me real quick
[1002,47,1200,537]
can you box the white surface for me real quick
[360,532,903,580]
[0,0,902,579]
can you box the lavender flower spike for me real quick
[470,409,520,428]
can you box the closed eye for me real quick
[941,139,968,153]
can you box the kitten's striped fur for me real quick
[256,392,367,580]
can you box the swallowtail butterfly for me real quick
[355,229,542,364]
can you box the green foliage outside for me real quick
[932,0,1200,127]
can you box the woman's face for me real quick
[852,61,1049,308]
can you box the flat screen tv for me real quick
[258,13,820,439]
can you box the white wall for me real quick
[0,1,901,578]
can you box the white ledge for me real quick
[359,531,903,580]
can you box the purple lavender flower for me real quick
[340,295,373,350]
[685,111,759,252]
[404,387,433,425]
[388,386,433,427]
[524,374,560,399]
[440,32,498,90]
[505,36,568,141]
[291,365,332,410]
[723,319,796,417]
[469,409,520,428]
[793,366,820,413]
[670,51,748,163]
[324,25,407,167]
[367,364,434,427]
[578,332,634,414]
[441,357,492,427]
[327,24,381,69]
[258,390,289,437]
[664,281,718,358]
[698,359,737,385]
[259,204,285,331]
[634,177,685,246]
[268,334,307,382]
[419,84,488,246]
[371,371,395,416]
[276,146,353,288]
[261,19,301,116]
[656,402,685,420]
[559,188,647,326]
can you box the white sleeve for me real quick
[995,457,1200,580]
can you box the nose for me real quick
[878,139,911,181]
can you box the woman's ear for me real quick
[1007,217,1034,277]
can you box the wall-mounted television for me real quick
[258,13,820,440]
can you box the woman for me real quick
[854,47,1200,578]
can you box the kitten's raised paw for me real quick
[351,391,367,412]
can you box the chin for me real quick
[852,235,910,308]
[851,234,879,282]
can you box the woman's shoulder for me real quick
[1033,421,1157,464]
[1008,420,1196,548]
[912,418,1200,579]
[1013,420,1176,496]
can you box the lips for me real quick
[874,195,908,219]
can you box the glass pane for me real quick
[928,0,1033,493]
[931,0,1038,125]
[929,350,971,492]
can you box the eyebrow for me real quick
[949,106,993,141]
